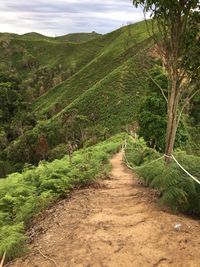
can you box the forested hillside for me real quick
[0,21,155,177]
[0,20,199,177]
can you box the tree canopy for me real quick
[132,0,200,162]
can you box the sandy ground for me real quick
[8,152,200,267]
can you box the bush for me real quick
[0,224,27,261]
[124,137,200,215]
[0,133,124,261]
[48,143,67,161]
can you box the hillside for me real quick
[54,32,101,43]
[0,21,154,177]
[32,22,151,117]
[0,31,101,43]
[0,20,198,178]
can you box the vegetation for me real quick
[0,13,199,265]
[124,137,200,215]
[0,31,101,43]
[133,0,200,162]
[54,32,101,43]
[137,66,188,152]
[0,134,123,261]
[0,21,153,177]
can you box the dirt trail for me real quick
[9,152,200,267]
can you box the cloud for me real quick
[0,0,146,36]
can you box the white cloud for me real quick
[0,0,146,36]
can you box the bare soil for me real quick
[8,152,200,267]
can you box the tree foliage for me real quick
[132,0,200,162]
[138,67,188,151]
[0,73,22,123]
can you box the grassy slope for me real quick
[32,21,151,117]
[0,36,103,81]
[0,21,150,121]
[54,32,101,43]
[54,58,146,132]
[0,21,154,175]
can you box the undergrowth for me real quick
[124,137,200,216]
[0,133,124,262]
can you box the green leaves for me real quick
[132,1,199,16]
[137,67,188,152]
[0,223,27,261]
[125,137,200,215]
[133,1,199,158]
[0,134,123,261]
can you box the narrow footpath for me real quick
[8,152,200,267]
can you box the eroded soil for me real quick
[8,152,200,267]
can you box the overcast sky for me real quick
[0,0,146,36]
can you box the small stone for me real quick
[174,223,182,231]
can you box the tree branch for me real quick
[177,88,200,125]
[145,71,168,103]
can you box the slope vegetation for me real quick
[32,21,151,116]
[0,21,153,176]
[8,151,200,267]
[0,134,123,261]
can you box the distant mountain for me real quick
[20,32,51,41]
[54,32,102,43]
[0,31,101,43]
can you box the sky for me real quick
[0,0,146,36]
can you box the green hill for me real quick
[32,21,151,116]
[54,32,101,43]
[0,21,165,177]
[0,20,197,178]
[0,31,101,43]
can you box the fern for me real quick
[160,187,188,210]
[125,137,200,215]
[0,133,124,261]
[0,223,27,261]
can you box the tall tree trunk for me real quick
[164,108,178,164]
[164,77,180,164]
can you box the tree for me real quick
[138,67,188,151]
[21,53,38,69]
[132,0,200,163]
[35,133,49,160]
[0,74,22,123]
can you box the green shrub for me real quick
[0,223,27,261]
[48,144,67,161]
[0,133,124,261]
[124,137,200,215]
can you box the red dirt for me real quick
[8,152,200,267]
